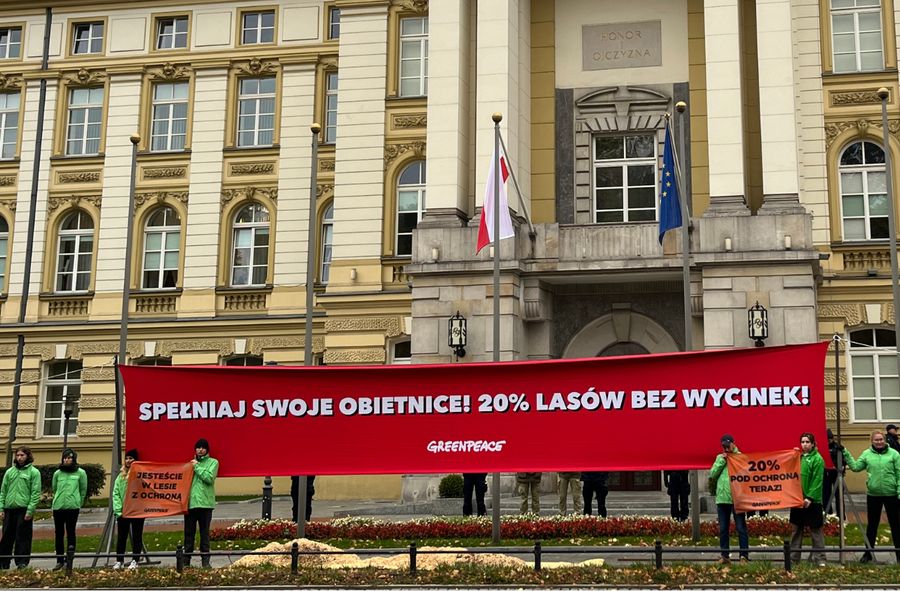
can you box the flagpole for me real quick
[491,112,502,545]
[498,133,535,237]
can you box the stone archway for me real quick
[562,309,679,359]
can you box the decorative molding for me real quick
[23,344,54,360]
[14,425,34,438]
[230,163,275,175]
[324,348,386,364]
[0,175,16,186]
[69,342,120,358]
[391,264,409,286]
[143,167,187,179]
[318,55,338,69]
[232,57,279,78]
[0,72,23,90]
[223,292,267,311]
[384,141,426,169]
[843,249,891,272]
[824,403,850,420]
[0,198,16,211]
[318,159,335,172]
[390,0,428,14]
[393,114,427,129]
[220,187,278,210]
[158,339,232,356]
[133,293,178,314]
[246,336,323,354]
[325,316,403,338]
[46,298,90,317]
[825,118,900,147]
[78,395,116,408]
[63,68,107,87]
[818,303,862,327]
[824,371,847,387]
[0,344,16,356]
[82,366,116,381]
[830,90,883,106]
[134,191,189,209]
[0,397,35,410]
[76,424,115,437]
[316,184,333,200]
[47,194,101,214]
[145,62,192,82]
[57,171,101,184]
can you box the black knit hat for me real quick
[194,439,210,452]
[61,448,77,461]
[720,434,735,445]
[124,448,139,461]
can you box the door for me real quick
[607,471,661,491]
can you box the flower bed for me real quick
[211,515,840,541]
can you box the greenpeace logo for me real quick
[426,440,506,453]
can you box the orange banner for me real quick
[726,450,803,512]
[122,462,192,518]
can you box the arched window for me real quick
[849,327,898,421]
[840,141,887,240]
[0,216,8,291]
[320,202,334,284]
[142,206,181,289]
[231,203,269,286]
[55,210,93,292]
[396,161,425,257]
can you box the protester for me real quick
[887,424,900,454]
[0,446,41,569]
[113,449,144,570]
[709,434,749,564]
[557,472,583,515]
[290,475,316,522]
[515,472,541,514]
[51,448,87,570]
[664,470,690,521]
[790,432,826,566]
[823,429,844,518]
[184,438,219,568]
[462,473,487,517]
[580,471,609,517]
[842,430,900,563]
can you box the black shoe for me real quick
[860,553,873,563]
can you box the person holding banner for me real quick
[709,434,749,565]
[184,438,218,568]
[842,430,900,563]
[112,449,144,570]
[51,449,87,570]
[0,446,41,570]
[789,433,826,566]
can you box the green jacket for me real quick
[708,446,741,505]
[189,455,218,509]
[112,472,127,518]
[843,446,900,497]
[51,467,87,510]
[0,463,42,516]
[800,449,825,504]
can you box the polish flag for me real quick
[476,147,514,254]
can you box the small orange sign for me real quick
[726,449,803,512]
[122,462,193,519]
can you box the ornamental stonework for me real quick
[824,371,847,387]
[825,118,900,147]
[818,303,862,327]
[77,424,115,436]
[393,114,427,129]
[0,175,16,186]
[145,63,192,82]
[230,163,275,175]
[0,73,23,90]
[316,184,333,199]
[824,404,850,420]
[82,366,116,381]
[64,68,107,87]
[158,339,232,356]
[57,171,101,184]
[221,187,278,210]
[0,198,16,211]
[23,344,54,360]
[319,159,335,172]
[134,191,189,209]
[325,316,404,337]
[69,342,119,357]
[233,57,279,77]
[325,348,386,364]
[78,395,116,408]
[391,0,428,14]
[47,194,101,214]
[384,141,426,169]
[830,90,883,106]
[143,167,187,179]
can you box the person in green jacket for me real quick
[112,449,144,570]
[708,434,749,565]
[843,430,900,563]
[51,448,87,570]
[0,446,42,569]
[789,432,826,566]
[184,438,218,568]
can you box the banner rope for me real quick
[7,356,116,389]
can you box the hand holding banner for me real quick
[122,462,193,518]
[726,450,803,512]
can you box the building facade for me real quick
[0,0,896,497]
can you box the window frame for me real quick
[238,8,277,46]
[838,140,888,242]
[319,201,334,284]
[398,16,428,97]
[223,354,264,366]
[389,338,412,365]
[54,210,95,294]
[324,70,338,144]
[830,0,885,74]
[149,81,189,152]
[153,13,191,51]
[236,76,277,148]
[69,20,106,56]
[0,214,9,294]
[0,25,23,61]
[141,206,182,290]
[230,202,271,287]
[64,86,105,157]
[41,360,82,439]
[0,90,21,160]
[848,327,900,422]
[326,5,340,40]
[395,160,426,257]
[591,133,660,225]
[133,356,173,366]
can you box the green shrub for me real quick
[438,474,464,498]
[36,463,106,501]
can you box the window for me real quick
[391,339,411,365]
[142,207,181,289]
[0,216,7,291]
[241,11,275,45]
[324,71,338,144]
[396,161,425,256]
[231,203,270,286]
[831,0,883,73]
[66,87,103,156]
[0,92,19,159]
[42,360,82,437]
[134,356,172,366]
[320,202,333,284]
[328,7,340,39]
[156,16,188,50]
[399,17,428,97]
[55,211,93,293]
[150,82,188,152]
[72,22,104,55]
[593,134,657,223]
[850,328,899,421]
[840,141,887,240]
[0,27,22,59]
[224,355,263,366]
[237,77,276,147]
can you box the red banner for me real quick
[122,462,193,518]
[121,342,829,477]
[727,450,804,512]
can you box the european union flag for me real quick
[658,123,682,244]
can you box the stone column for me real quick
[703,0,747,215]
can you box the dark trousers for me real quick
[291,476,316,522]
[864,495,900,561]
[669,492,689,521]
[717,503,749,559]
[183,508,213,566]
[53,509,80,564]
[462,473,487,516]
[823,470,842,517]
[0,508,33,568]
[582,482,608,517]
[115,517,145,564]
